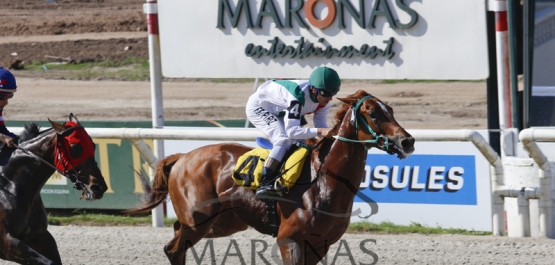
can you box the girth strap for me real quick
[262,199,279,238]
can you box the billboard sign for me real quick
[357,154,477,205]
[158,0,489,79]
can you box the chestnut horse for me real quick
[128,90,415,264]
[0,114,108,265]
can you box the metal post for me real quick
[489,0,513,131]
[507,0,521,129]
[144,0,164,228]
[523,0,535,129]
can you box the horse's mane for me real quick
[18,123,43,143]
[333,90,371,128]
[307,90,371,147]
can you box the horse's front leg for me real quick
[278,238,303,265]
[26,230,63,264]
[278,238,333,265]
[1,233,60,265]
[25,198,62,263]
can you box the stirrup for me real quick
[255,185,280,199]
[274,179,288,196]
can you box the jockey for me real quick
[0,68,18,166]
[245,66,341,198]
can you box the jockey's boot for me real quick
[255,167,281,199]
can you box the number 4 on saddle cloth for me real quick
[232,140,310,195]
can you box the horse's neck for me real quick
[315,111,368,204]
[6,131,56,192]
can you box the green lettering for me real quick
[244,37,396,60]
[255,0,284,28]
[217,0,254,29]
[367,0,398,29]
[285,0,309,28]
[337,0,366,29]
[395,0,419,29]
[383,37,395,59]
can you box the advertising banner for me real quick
[158,0,489,79]
[352,134,492,231]
[40,138,151,209]
[357,154,477,205]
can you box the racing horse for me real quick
[127,90,415,264]
[0,113,108,265]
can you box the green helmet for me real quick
[309,67,341,95]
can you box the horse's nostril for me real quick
[402,138,415,149]
[90,185,103,194]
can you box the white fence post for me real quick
[519,128,555,238]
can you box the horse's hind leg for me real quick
[164,190,222,264]
[205,211,248,238]
[164,218,219,265]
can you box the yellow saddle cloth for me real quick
[232,146,309,190]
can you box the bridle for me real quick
[333,95,390,151]
[14,125,95,190]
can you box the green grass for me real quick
[46,210,178,227]
[378,79,485,84]
[45,211,491,235]
[348,221,491,235]
[18,60,487,84]
[21,59,258,83]
[24,58,151,81]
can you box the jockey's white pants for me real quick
[246,96,296,163]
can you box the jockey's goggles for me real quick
[0,93,14,100]
[315,88,338,98]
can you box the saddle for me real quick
[232,144,310,193]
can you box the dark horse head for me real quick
[0,113,107,265]
[4,113,107,200]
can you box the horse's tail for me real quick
[123,153,183,215]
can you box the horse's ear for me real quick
[49,118,65,133]
[337,90,370,106]
[69,113,80,125]
[337,97,357,105]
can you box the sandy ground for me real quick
[21,226,554,265]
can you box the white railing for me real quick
[82,127,518,234]
[13,126,550,234]
[518,128,555,238]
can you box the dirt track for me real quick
[44,226,555,265]
[7,78,487,130]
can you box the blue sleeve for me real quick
[0,109,16,138]
[0,123,16,138]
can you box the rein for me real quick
[332,95,389,151]
[13,125,89,189]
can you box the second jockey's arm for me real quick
[0,133,15,147]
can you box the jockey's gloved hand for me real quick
[317,128,333,139]
[0,134,14,148]
[5,136,15,148]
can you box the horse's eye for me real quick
[70,143,84,158]
[369,111,377,119]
